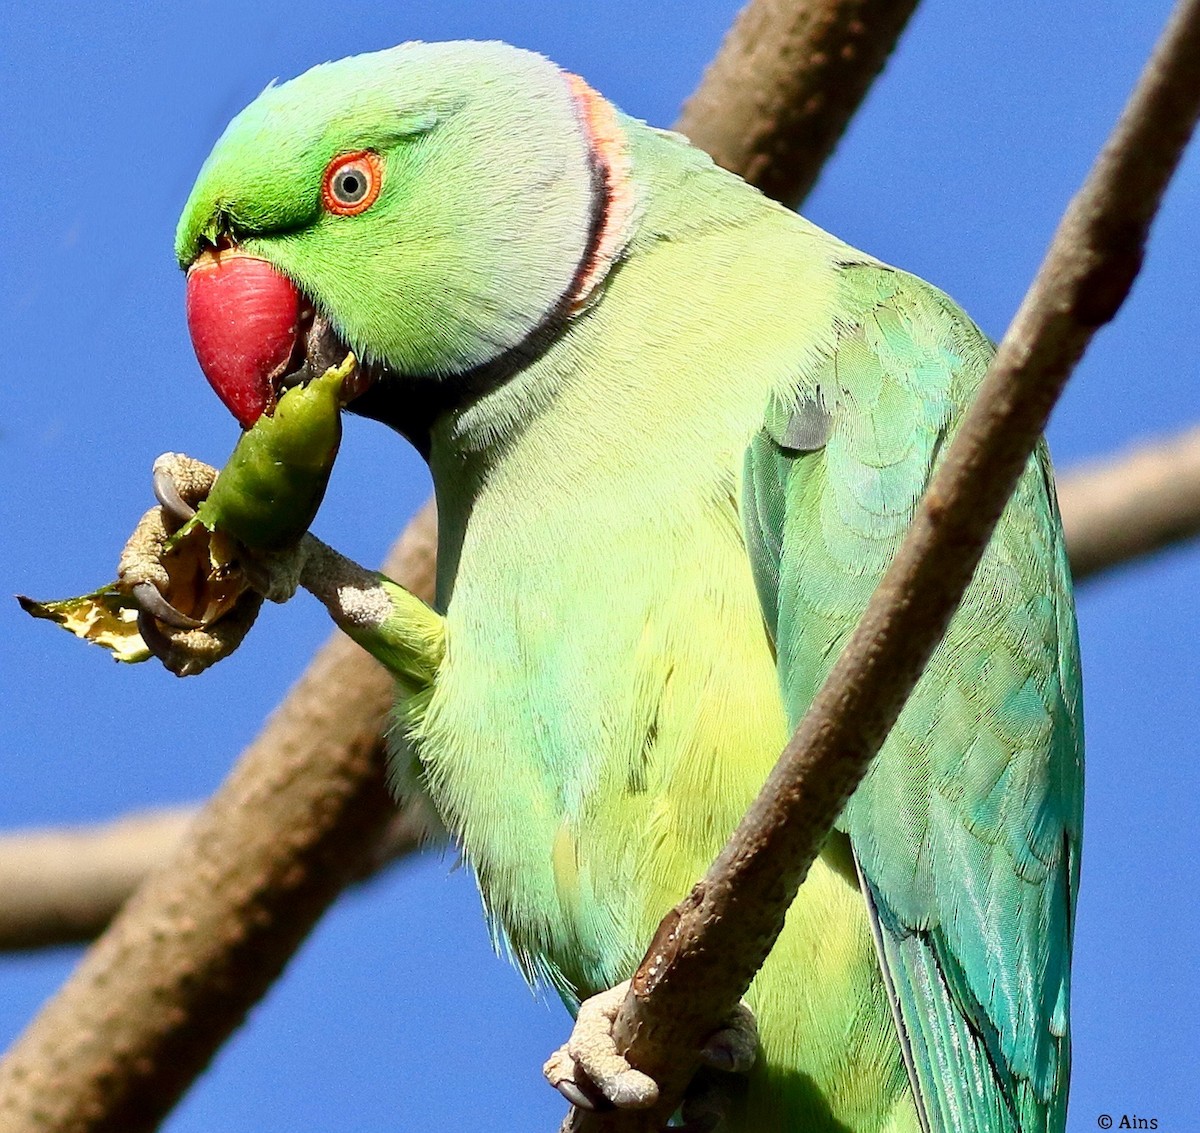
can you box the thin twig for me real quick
[566,0,1200,1127]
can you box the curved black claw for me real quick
[134,606,205,677]
[132,580,202,629]
[153,463,197,524]
[136,603,176,666]
[554,1081,600,1112]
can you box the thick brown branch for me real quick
[0,810,194,952]
[676,0,921,204]
[567,0,1200,1128]
[0,803,433,954]
[0,504,437,1133]
[1059,425,1200,580]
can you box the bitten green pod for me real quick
[197,358,351,550]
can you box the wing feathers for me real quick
[743,264,1082,1133]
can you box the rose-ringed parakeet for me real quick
[158,41,1083,1133]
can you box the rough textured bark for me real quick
[676,0,921,205]
[564,0,1200,1126]
[0,502,436,1133]
[0,810,195,952]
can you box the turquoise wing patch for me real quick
[743,265,1083,1133]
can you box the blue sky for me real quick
[1,2,1197,1129]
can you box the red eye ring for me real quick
[322,150,383,216]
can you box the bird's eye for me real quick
[322,151,383,216]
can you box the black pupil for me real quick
[336,169,366,202]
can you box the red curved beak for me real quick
[185,248,303,428]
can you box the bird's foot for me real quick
[544,981,757,1130]
[544,983,660,1112]
[119,451,309,675]
[117,455,257,675]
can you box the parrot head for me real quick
[175,41,636,439]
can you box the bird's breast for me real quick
[410,472,788,997]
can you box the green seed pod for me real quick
[197,357,351,551]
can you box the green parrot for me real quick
[161,40,1083,1133]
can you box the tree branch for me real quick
[1060,424,1200,580]
[564,0,1200,1126]
[0,802,433,954]
[676,0,920,205]
[0,809,195,952]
